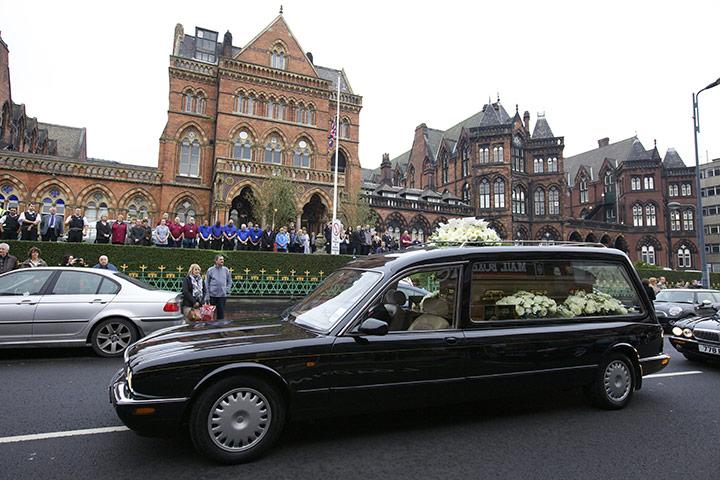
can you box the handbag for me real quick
[200,303,216,322]
[187,307,202,323]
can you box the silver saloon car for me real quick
[0,267,183,357]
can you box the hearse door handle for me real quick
[445,337,458,345]
[18,299,37,305]
[91,299,108,304]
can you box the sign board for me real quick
[331,218,341,255]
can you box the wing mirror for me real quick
[357,318,389,336]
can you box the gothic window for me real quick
[670,211,680,231]
[340,119,350,140]
[604,170,613,193]
[479,179,490,209]
[441,153,449,185]
[493,145,504,163]
[681,183,691,196]
[294,139,312,168]
[86,193,108,224]
[631,177,641,190]
[548,187,560,215]
[644,176,654,190]
[669,184,678,197]
[645,204,657,226]
[265,136,283,164]
[579,177,589,203]
[683,210,694,231]
[183,93,193,112]
[461,146,470,177]
[234,93,242,113]
[233,132,252,161]
[534,188,546,216]
[512,186,526,215]
[180,136,201,177]
[271,49,286,70]
[641,246,656,265]
[511,136,524,172]
[534,158,543,173]
[677,245,691,268]
[493,179,505,208]
[409,165,415,189]
[547,157,558,172]
[605,208,616,221]
[177,200,196,223]
[632,203,643,226]
[478,147,489,164]
[127,196,148,222]
[462,183,471,202]
[195,94,206,115]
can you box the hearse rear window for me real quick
[470,260,642,322]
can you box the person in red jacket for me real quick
[168,216,184,248]
[111,215,128,245]
[400,230,412,249]
[182,217,198,249]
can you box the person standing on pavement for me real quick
[19,203,41,241]
[361,224,372,255]
[65,207,88,243]
[211,221,224,250]
[40,206,64,242]
[182,217,198,249]
[111,215,128,245]
[0,243,19,274]
[198,220,211,249]
[261,224,275,252]
[204,254,232,320]
[249,224,262,251]
[168,217,184,248]
[1,207,21,240]
[95,214,111,244]
[182,263,205,322]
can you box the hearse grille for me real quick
[694,329,720,343]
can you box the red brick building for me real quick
[0,15,361,234]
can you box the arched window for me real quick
[462,183,471,202]
[677,245,691,268]
[177,200,196,223]
[645,204,657,226]
[493,145,504,163]
[534,157,544,173]
[265,136,283,164]
[331,150,346,173]
[461,146,470,177]
[441,153,449,185]
[547,157,558,172]
[548,187,560,215]
[534,188,546,216]
[409,165,416,189]
[641,246,656,265]
[294,140,312,168]
[512,186,526,215]
[180,136,201,177]
[511,136,524,172]
[493,179,505,208]
[340,119,350,140]
[479,147,489,164]
[631,177,641,190]
[233,133,252,161]
[195,94,206,115]
[604,170,613,193]
[479,179,490,209]
[682,183,691,196]
[183,93,193,112]
[271,50,286,70]
[669,184,678,197]
[86,193,109,224]
[644,176,654,190]
[670,210,681,231]
[683,210,694,231]
[632,203,643,226]
[127,196,148,222]
[579,177,589,203]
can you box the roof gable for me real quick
[234,15,318,78]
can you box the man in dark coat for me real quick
[261,225,275,251]
[0,242,18,274]
[324,222,332,254]
[40,206,64,242]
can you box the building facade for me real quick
[700,157,720,272]
[0,15,361,235]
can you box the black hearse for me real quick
[111,245,669,463]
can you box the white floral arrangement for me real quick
[429,217,502,245]
[495,290,559,318]
[557,290,629,317]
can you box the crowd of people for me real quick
[1,203,425,255]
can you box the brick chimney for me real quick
[380,153,392,186]
[222,31,233,57]
[598,137,610,148]
[523,111,530,131]
[173,24,184,56]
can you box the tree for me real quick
[340,190,372,229]
[250,176,298,228]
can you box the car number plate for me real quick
[698,344,720,356]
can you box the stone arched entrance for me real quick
[230,186,255,226]
[301,193,328,234]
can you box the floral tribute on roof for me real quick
[429,217,502,245]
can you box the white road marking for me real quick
[0,426,129,444]
[644,370,703,379]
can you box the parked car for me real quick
[653,288,720,331]
[111,245,668,464]
[0,267,183,357]
[668,307,720,363]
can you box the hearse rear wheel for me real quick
[189,376,285,464]
[584,352,635,410]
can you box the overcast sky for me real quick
[2,0,719,171]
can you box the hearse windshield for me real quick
[291,269,382,331]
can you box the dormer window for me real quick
[271,50,286,70]
[194,28,218,63]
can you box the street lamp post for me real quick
[692,77,720,288]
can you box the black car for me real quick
[111,246,669,464]
[668,307,720,363]
[653,288,720,331]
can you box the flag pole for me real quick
[330,72,341,254]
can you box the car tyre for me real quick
[189,376,285,464]
[584,352,635,410]
[90,318,137,357]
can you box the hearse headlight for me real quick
[668,307,683,317]
[683,328,694,339]
[672,327,683,337]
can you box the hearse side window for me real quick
[470,260,642,322]
[363,266,460,332]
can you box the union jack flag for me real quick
[328,119,337,155]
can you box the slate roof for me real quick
[564,137,642,187]
[314,66,352,94]
[38,122,86,159]
[663,148,686,168]
[531,114,554,139]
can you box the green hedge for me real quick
[3,240,354,276]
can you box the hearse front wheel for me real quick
[189,376,285,464]
[585,352,635,410]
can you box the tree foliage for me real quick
[249,176,299,228]
[340,191,373,229]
